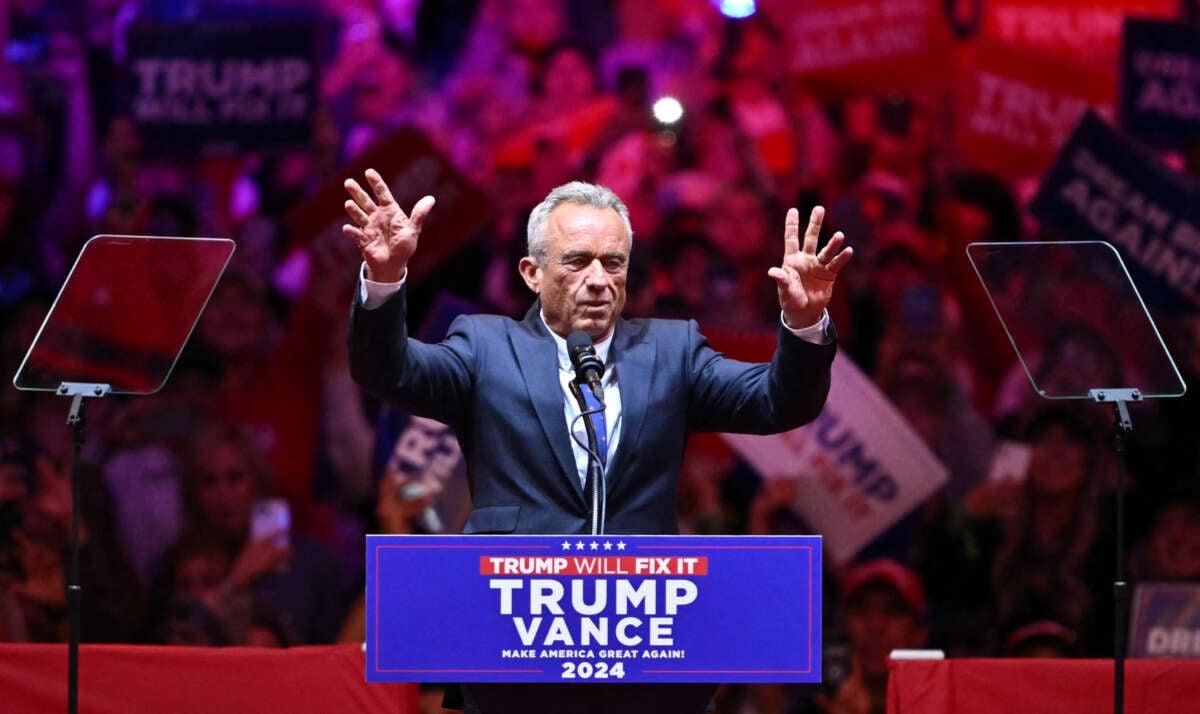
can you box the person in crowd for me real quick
[1128,488,1200,583]
[926,171,1025,414]
[336,461,436,644]
[962,406,1113,655]
[1002,619,1078,658]
[153,535,234,646]
[0,432,137,644]
[801,558,929,714]
[194,243,359,541]
[704,184,786,323]
[652,232,743,324]
[161,422,346,645]
[494,43,617,181]
[876,347,993,507]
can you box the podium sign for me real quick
[366,535,822,683]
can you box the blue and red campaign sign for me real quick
[1119,17,1200,151]
[366,535,822,684]
[1130,583,1200,658]
[1030,110,1200,313]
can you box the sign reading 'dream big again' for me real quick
[366,535,822,683]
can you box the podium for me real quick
[365,534,823,714]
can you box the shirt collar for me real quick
[541,312,615,373]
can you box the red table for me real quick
[0,643,418,714]
[888,658,1200,714]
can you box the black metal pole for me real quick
[1109,399,1133,714]
[66,394,85,714]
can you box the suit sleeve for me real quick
[347,285,474,428]
[685,320,836,434]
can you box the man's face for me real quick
[195,442,256,539]
[707,189,768,263]
[1027,425,1088,497]
[520,203,629,340]
[198,278,268,360]
[1149,504,1200,580]
[845,585,926,677]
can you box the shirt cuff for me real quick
[781,310,831,345]
[359,262,407,309]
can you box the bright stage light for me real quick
[652,97,684,125]
[717,0,756,19]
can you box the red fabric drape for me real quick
[0,644,418,714]
[888,658,1200,714]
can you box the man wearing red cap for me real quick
[817,559,928,714]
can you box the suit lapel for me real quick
[511,304,586,506]
[608,318,655,491]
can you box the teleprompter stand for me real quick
[967,241,1186,714]
[12,234,234,714]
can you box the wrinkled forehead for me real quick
[546,203,631,250]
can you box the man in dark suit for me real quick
[342,171,852,713]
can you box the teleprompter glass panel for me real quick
[13,235,235,394]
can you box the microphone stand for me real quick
[569,381,607,535]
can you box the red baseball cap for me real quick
[842,558,926,615]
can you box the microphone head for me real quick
[566,330,605,377]
[566,330,592,354]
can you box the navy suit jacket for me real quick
[349,287,836,536]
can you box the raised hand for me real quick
[229,537,292,589]
[375,472,435,535]
[342,168,435,283]
[768,206,853,329]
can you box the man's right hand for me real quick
[342,168,435,283]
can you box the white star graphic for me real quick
[603,541,613,550]
[616,541,627,551]
[562,541,573,550]
[575,541,586,550]
[589,541,600,550]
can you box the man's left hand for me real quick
[769,206,853,329]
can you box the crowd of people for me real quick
[2,2,1200,713]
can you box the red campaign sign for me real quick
[285,127,490,286]
[698,325,776,363]
[479,556,709,577]
[765,0,954,95]
[955,40,1116,178]
[975,0,1177,64]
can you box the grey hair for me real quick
[526,181,633,264]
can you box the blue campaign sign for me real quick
[366,535,822,683]
[1119,17,1200,151]
[1030,110,1200,313]
[123,21,317,149]
[1130,583,1200,658]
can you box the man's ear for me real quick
[518,256,542,294]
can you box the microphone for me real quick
[566,331,605,406]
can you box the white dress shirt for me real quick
[543,322,621,487]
